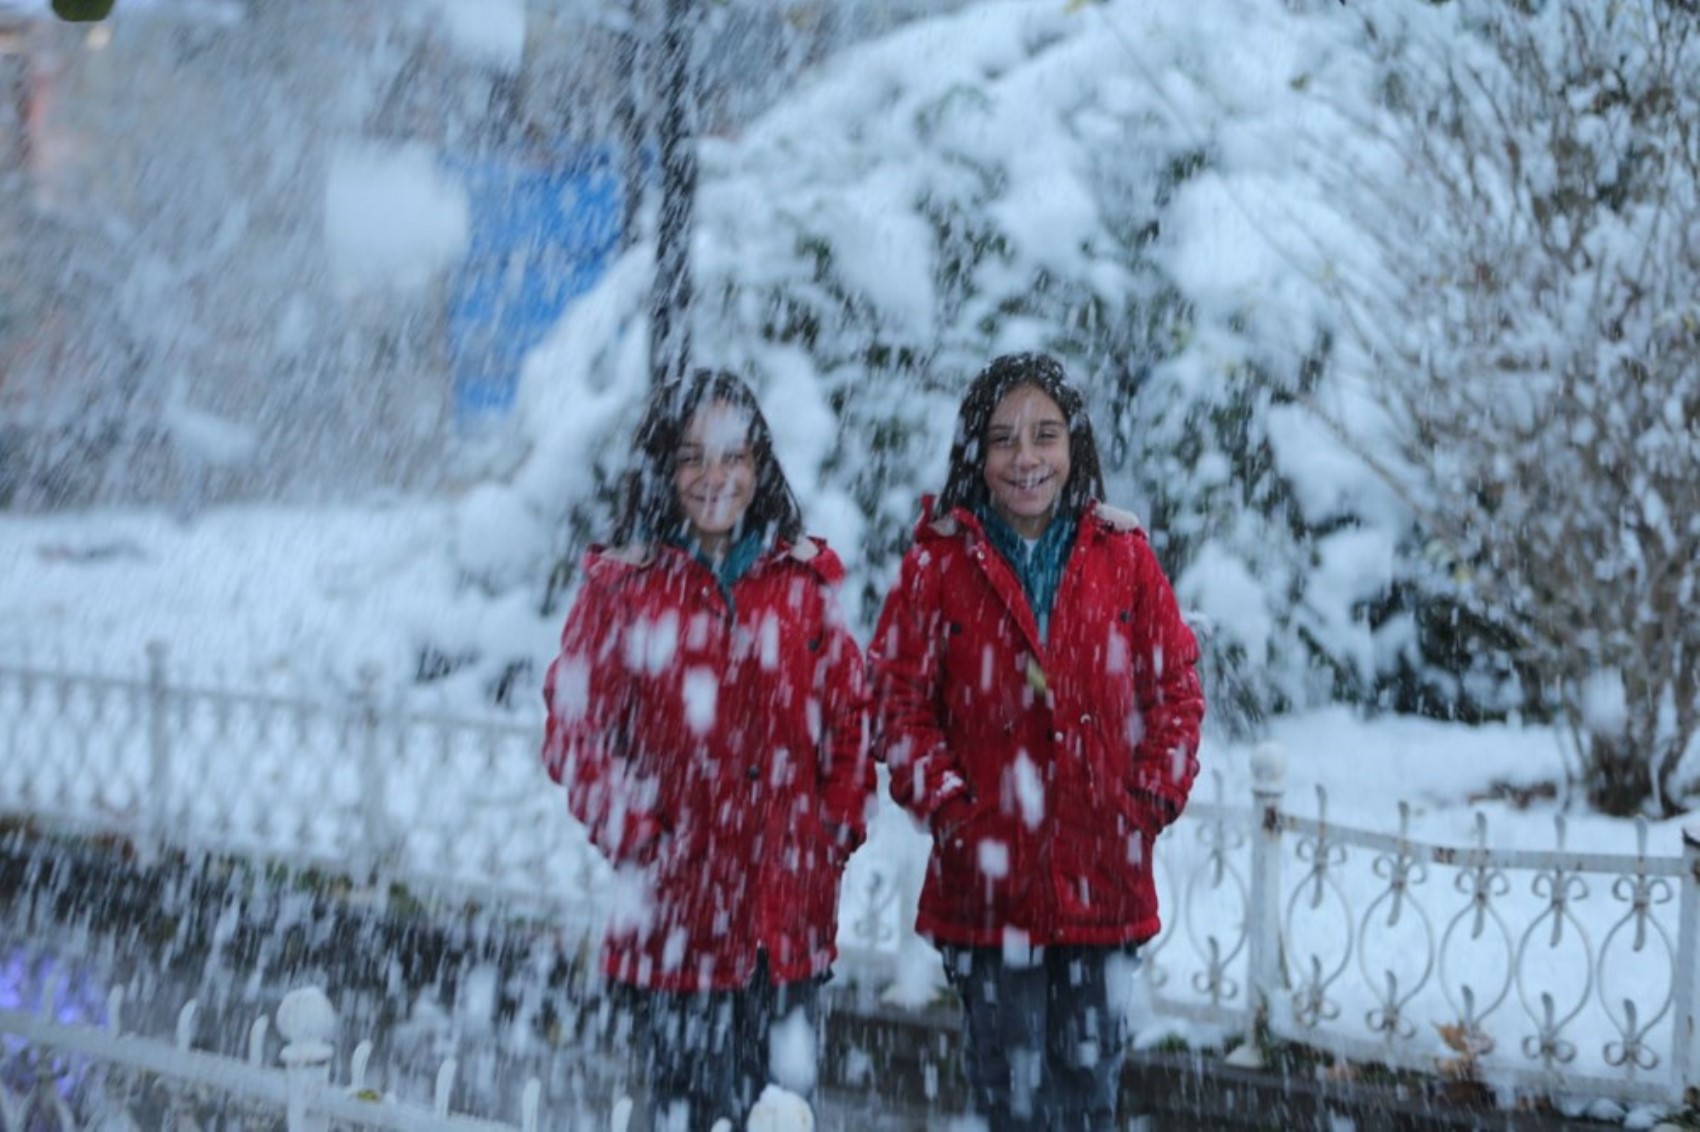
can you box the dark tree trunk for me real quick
[613,3,646,254]
[648,0,696,388]
[1583,732,1655,818]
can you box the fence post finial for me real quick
[278,986,337,1132]
[1251,742,1287,791]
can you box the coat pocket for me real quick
[1053,789,1157,927]
[929,802,1022,923]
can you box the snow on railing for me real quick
[0,982,541,1131]
[4,647,1699,1110]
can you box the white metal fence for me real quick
[1,983,541,1131]
[1143,751,1700,1110]
[0,644,920,981]
[4,646,1700,1115]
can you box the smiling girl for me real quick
[869,352,1204,1131]
[541,369,871,1131]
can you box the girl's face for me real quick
[673,399,755,553]
[982,383,1070,538]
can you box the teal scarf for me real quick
[672,527,767,612]
[976,507,1078,642]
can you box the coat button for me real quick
[747,765,760,782]
[1051,730,1065,743]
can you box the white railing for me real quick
[0,984,541,1131]
[4,647,1699,1111]
[0,644,918,980]
[1144,747,1700,1109]
[0,644,595,919]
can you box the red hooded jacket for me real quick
[869,501,1203,949]
[542,537,871,992]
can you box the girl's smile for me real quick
[982,384,1071,538]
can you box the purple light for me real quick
[1,947,109,1100]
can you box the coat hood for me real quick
[912,495,1143,544]
[582,534,846,588]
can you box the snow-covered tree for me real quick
[504,2,1421,735]
[1346,0,1700,815]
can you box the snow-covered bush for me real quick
[1337,0,1700,814]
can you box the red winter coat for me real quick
[541,538,872,993]
[869,501,1203,949]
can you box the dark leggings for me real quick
[626,960,820,1132]
[943,944,1133,1132]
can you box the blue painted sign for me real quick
[444,146,625,424]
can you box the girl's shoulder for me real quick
[594,542,657,567]
[773,535,846,585]
[1070,503,1149,566]
[897,514,976,590]
[913,502,979,545]
[1087,502,1144,535]
[577,543,669,595]
[1077,505,1176,583]
[584,542,657,574]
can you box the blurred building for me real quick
[0,0,971,511]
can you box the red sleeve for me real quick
[540,579,663,864]
[1125,538,1205,826]
[868,546,973,828]
[814,585,874,852]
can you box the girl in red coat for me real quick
[541,369,872,1131]
[869,353,1204,1131]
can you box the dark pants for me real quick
[943,944,1135,1132]
[625,958,820,1132]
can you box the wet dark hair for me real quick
[611,368,804,547]
[934,352,1106,521]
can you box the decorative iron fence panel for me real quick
[0,647,917,977]
[1144,752,1700,1108]
[4,649,1698,1111]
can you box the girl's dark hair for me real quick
[611,368,804,547]
[934,352,1106,520]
